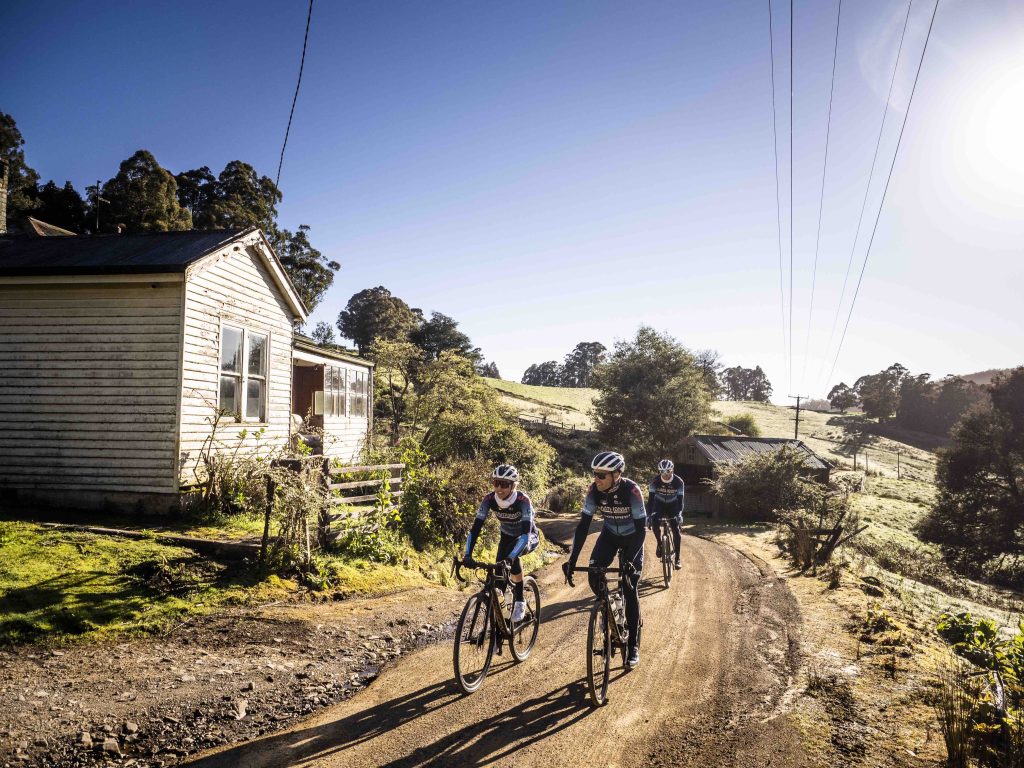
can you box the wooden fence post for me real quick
[260,474,275,566]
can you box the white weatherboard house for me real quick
[0,226,372,513]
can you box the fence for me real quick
[262,458,404,562]
[517,413,594,437]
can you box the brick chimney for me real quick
[0,158,8,235]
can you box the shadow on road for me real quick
[379,680,594,768]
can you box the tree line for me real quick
[827,362,988,437]
[0,112,337,312]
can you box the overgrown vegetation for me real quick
[724,412,761,436]
[933,611,1024,766]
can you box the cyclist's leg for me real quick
[620,532,644,650]
[587,529,616,595]
[669,516,681,557]
[496,532,524,601]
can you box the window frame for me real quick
[350,369,368,418]
[218,321,271,424]
[323,365,348,419]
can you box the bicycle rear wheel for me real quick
[453,593,494,694]
[587,602,612,707]
[510,576,541,662]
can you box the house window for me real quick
[351,370,367,417]
[219,324,269,422]
[324,366,347,418]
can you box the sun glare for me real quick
[959,62,1024,199]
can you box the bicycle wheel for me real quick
[453,593,494,694]
[587,602,612,707]
[662,531,673,588]
[510,577,541,662]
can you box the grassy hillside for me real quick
[484,379,597,429]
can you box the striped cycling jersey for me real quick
[463,491,537,560]
[581,477,647,536]
[648,473,684,516]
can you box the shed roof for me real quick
[0,228,248,275]
[689,435,831,471]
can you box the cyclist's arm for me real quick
[507,495,534,560]
[463,498,490,559]
[568,487,598,566]
[675,479,685,516]
[629,482,648,545]
[646,480,657,518]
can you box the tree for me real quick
[477,361,501,379]
[31,180,86,232]
[721,365,773,403]
[102,150,191,232]
[174,166,216,219]
[853,363,909,421]
[197,160,280,233]
[562,342,606,388]
[919,368,1024,576]
[410,312,478,362]
[337,286,419,354]
[591,326,711,468]
[694,349,724,398]
[827,383,859,413]
[0,112,41,227]
[522,361,564,386]
[310,321,336,346]
[270,225,339,312]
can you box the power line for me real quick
[276,0,315,189]
[816,0,914,391]
[825,0,941,388]
[800,0,842,393]
[789,0,794,396]
[768,0,789,397]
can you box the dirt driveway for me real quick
[186,526,806,768]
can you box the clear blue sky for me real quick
[4,0,1022,400]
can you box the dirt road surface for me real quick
[187,524,806,768]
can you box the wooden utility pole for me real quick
[897,450,901,480]
[788,395,807,439]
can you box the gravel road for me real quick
[187,525,807,768]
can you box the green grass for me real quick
[0,521,270,645]
[484,379,598,429]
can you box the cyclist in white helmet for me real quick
[463,464,539,623]
[648,459,685,570]
[562,450,647,669]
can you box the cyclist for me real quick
[463,464,539,623]
[648,459,685,570]
[562,451,647,669]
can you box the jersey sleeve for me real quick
[629,482,647,520]
[463,497,491,558]
[581,484,598,517]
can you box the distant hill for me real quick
[960,368,1011,386]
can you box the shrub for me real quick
[399,448,491,551]
[724,413,761,437]
[712,447,812,522]
[544,470,591,515]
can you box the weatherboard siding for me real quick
[177,246,295,486]
[0,281,182,494]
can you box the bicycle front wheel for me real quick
[510,577,541,662]
[587,601,612,707]
[453,593,494,694]
[662,533,673,589]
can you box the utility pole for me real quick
[788,395,807,440]
[897,450,901,480]
[92,180,109,231]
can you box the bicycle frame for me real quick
[453,557,513,640]
[568,563,635,643]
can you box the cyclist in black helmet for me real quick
[463,464,539,623]
[562,451,647,669]
[648,459,685,570]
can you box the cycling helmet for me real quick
[591,451,625,473]
[492,464,520,481]
[658,459,674,473]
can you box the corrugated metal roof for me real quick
[0,228,251,275]
[691,435,830,471]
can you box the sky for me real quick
[3,0,1023,401]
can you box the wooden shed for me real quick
[0,227,372,513]
[677,434,832,518]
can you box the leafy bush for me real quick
[399,447,491,551]
[543,470,591,515]
[724,413,761,437]
[712,447,812,522]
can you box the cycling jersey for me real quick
[464,491,538,561]
[647,473,684,518]
[581,478,647,536]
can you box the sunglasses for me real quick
[593,471,610,480]
[493,480,513,489]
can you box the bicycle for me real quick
[451,556,541,694]
[652,517,674,589]
[564,561,640,707]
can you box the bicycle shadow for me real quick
[186,679,459,767]
[378,680,595,768]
